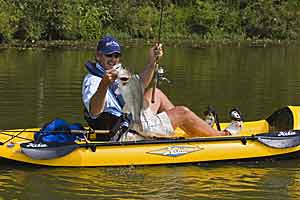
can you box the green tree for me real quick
[242,0,300,39]
[12,0,44,41]
[1,0,299,42]
[185,0,219,38]
[0,0,22,41]
[77,1,112,40]
[42,0,73,40]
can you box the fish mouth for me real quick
[118,68,131,84]
[120,76,130,82]
[120,77,130,85]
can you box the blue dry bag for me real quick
[34,118,85,144]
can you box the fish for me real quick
[115,64,171,141]
[116,65,144,132]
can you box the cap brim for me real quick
[104,50,121,55]
[100,46,121,55]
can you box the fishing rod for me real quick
[151,0,164,103]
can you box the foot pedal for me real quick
[204,106,215,127]
[229,108,243,121]
[225,108,243,135]
[203,106,221,131]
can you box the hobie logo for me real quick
[148,145,203,157]
[278,131,296,136]
[26,143,48,148]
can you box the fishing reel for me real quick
[157,66,171,85]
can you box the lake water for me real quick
[0,44,300,199]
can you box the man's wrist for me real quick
[148,59,156,68]
[99,78,110,89]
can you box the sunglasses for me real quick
[104,53,121,59]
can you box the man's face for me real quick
[96,51,121,70]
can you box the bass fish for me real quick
[115,65,169,141]
[116,65,145,132]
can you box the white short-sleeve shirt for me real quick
[82,66,123,119]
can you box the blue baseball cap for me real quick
[97,36,121,55]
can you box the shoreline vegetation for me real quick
[0,39,299,51]
[1,0,299,50]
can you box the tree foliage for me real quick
[0,0,22,40]
[242,0,300,39]
[0,0,299,42]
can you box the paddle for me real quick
[151,0,164,103]
[254,130,300,148]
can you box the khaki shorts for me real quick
[140,108,174,136]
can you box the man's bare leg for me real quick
[144,88,227,137]
[166,106,227,137]
[144,88,174,113]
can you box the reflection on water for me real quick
[0,161,300,199]
[0,49,90,129]
[1,46,300,199]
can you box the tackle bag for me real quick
[34,118,85,144]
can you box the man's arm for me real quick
[90,68,118,116]
[139,44,163,88]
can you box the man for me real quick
[82,36,234,141]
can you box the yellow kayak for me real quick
[0,106,300,167]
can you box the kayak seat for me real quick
[85,112,121,141]
[266,107,294,132]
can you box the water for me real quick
[0,45,300,199]
[0,161,300,199]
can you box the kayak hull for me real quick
[1,134,300,167]
[0,106,300,167]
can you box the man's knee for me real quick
[145,87,163,96]
[173,106,191,116]
[177,106,190,112]
[166,106,191,127]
